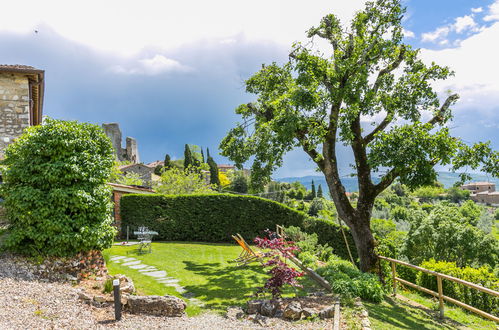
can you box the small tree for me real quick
[310,180,316,199]
[155,166,214,195]
[154,164,163,176]
[183,144,193,170]
[2,118,116,256]
[164,154,172,170]
[201,148,205,164]
[317,184,323,198]
[207,156,221,186]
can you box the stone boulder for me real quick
[260,300,277,317]
[126,295,186,317]
[246,299,263,314]
[283,301,302,320]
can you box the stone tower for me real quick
[102,123,140,163]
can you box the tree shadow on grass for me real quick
[365,296,463,329]
[182,260,265,312]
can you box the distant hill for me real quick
[276,172,499,194]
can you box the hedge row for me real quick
[120,193,355,260]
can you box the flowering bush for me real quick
[254,230,304,299]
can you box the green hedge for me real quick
[120,194,355,259]
[417,260,499,315]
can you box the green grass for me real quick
[364,290,498,330]
[103,242,318,316]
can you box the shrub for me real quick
[1,118,116,256]
[283,226,333,262]
[317,257,384,302]
[120,194,355,260]
[417,259,499,315]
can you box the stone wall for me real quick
[0,72,31,157]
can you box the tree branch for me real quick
[363,111,394,145]
[427,94,459,126]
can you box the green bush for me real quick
[317,257,384,302]
[1,118,116,256]
[120,194,355,259]
[417,259,499,315]
[283,225,333,262]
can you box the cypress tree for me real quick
[183,144,193,170]
[201,148,205,163]
[206,148,211,159]
[207,156,220,186]
[317,184,323,198]
[311,180,316,199]
[154,164,163,176]
[164,154,172,170]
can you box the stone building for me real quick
[461,182,499,205]
[102,123,140,163]
[0,65,44,157]
[118,163,157,185]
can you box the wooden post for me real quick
[113,279,122,321]
[437,275,444,318]
[391,261,397,296]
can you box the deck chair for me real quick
[231,234,263,266]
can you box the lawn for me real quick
[103,242,318,316]
[364,290,498,330]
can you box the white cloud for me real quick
[484,0,499,21]
[453,15,477,33]
[422,26,450,42]
[471,7,483,13]
[403,29,415,38]
[110,55,192,75]
[0,0,367,56]
[420,21,499,114]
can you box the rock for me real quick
[126,295,186,317]
[93,295,106,303]
[319,306,335,319]
[248,313,269,327]
[77,291,92,301]
[246,299,263,314]
[302,307,318,318]
[226,306,245,320]
[260,300,276,317]
[360,309,369,318]
[283,301,302,320]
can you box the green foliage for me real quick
[207,156,220,186]
[317,184,323,198]
[103,278,114,293]
[317,257,384,302]
[445,186,470,203]
[403,203,499,268]
[164,154,172,170]
[183,144,193,170]
[121,194,305,242]
[310,180,316,200]
[411,185,445,202]
[117,172,144,186]
[154,166,214,195]
[228,170,249,193]
[154,165,163,176]
[1,118,116,256]
[417,259,499,315]
[495,208,499,221]
[283,225,333,262]
[459,200,482,226]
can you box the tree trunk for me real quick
[347,214,378,272]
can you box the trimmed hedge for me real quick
[120,194,355,260]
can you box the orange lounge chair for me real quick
[231,234,264,266]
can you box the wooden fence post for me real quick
[437,275,444,318]
[391,261,397,296]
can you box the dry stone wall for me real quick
[0,72,31,157]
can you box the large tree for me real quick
[220,0,498,272]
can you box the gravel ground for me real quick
[0,254,334,329]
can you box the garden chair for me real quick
[231,234,263,266]
[133,226,158,254]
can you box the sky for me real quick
[1,0,498,178]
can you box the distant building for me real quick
[118,163,157,185]
[217,163,251,176]
[102,123,140,163]
[0,64,44,157]
[461,182,499,205]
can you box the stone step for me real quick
[122,260,142,266]
[129,264,148,270]
[143,270,167,278]
[109,256,127,261]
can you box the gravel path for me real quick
[0,254,334,329]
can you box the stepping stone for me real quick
[189,298,205,307]
[158,279,179,284]
[110,256,127,261]
[139,267,157,273]
[143,270,167,278]
[122,260,142,266]
[123,257,137,262]
[174,286,187,294]
[129,264,148,270]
